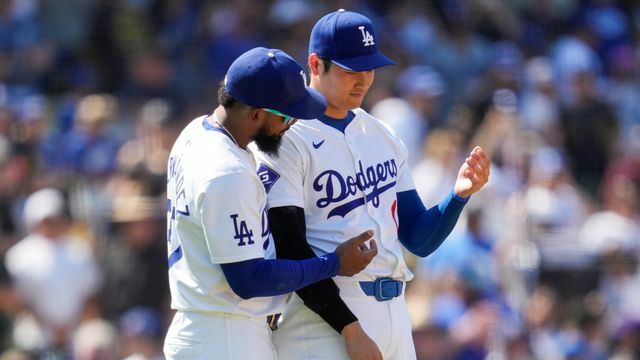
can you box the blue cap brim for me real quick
[276,87,326,120]
[331,52,395,71]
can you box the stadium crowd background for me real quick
[0,0,639,359]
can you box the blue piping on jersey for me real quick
[168,245,183,268]
[202,116,236,143]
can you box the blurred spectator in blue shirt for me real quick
[41,93,121,178]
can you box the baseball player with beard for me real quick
[163,47,377,360]
[255,10,491,360]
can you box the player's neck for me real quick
[226,123,250,149]
[211,108,249,149]
[324,106,349,120]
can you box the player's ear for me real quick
[308,53,322,76]
[249,107,265,124]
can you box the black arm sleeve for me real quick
[268,206,358,334]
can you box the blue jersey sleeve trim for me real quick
[220,252,340,299]
[396,189,467,257]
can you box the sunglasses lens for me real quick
[264,109,295,125]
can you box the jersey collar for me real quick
[317,110,355,134]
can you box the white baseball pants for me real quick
[164,310,276,359]
[272,279,416,360]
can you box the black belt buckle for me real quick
[267,313,281,331]
[374,277,396,302]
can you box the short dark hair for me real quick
[321,58,332,73]
[217,81,236,108]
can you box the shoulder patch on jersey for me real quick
[257,163,280,193]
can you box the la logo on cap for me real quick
[309,9,395,71]
[359,26,374,47]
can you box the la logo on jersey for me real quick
[358,26,374,47]
[230,214,254,246]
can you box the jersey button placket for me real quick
[347,135,373,218]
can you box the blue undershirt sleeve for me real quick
[220,252,340,299]
[396,189,469,257]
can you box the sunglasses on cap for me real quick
[262,108,296,125]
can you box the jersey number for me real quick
[167,198,189,267]
[230,214,254,246]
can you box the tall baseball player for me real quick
[255,10,491,360]
[163,47,378,359]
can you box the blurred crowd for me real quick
[0,0,639,359]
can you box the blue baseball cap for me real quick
[309,9,395,71]
[225,47,326,119]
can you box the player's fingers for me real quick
[473,153,490,168]
[359,238,377,252]
[479,164,490,177]
[466,160,482,176]
[471,151,484,164]
[368,239,378,256]
[465,169,474,178]
[472,171,488,185]
[353,230,374,244]
[360,240,377,262]
[469,157,488,174]
[471,146,490,163]
[476,147,491,164]
[469,157,487,172]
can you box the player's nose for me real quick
[354,70,372,83]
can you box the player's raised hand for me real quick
[454,146,491,198]
[335,230,377,276]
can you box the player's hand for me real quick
[342,321,383,360]
[454,146,491,199]
[335,230,377,276]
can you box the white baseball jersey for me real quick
[166,115,285,317]
[254,108,416,282]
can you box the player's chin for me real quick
[347,96,365,109]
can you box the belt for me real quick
[359,278,403,301]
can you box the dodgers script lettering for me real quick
[313,159,397,218]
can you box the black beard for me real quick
[254,126,283,157]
